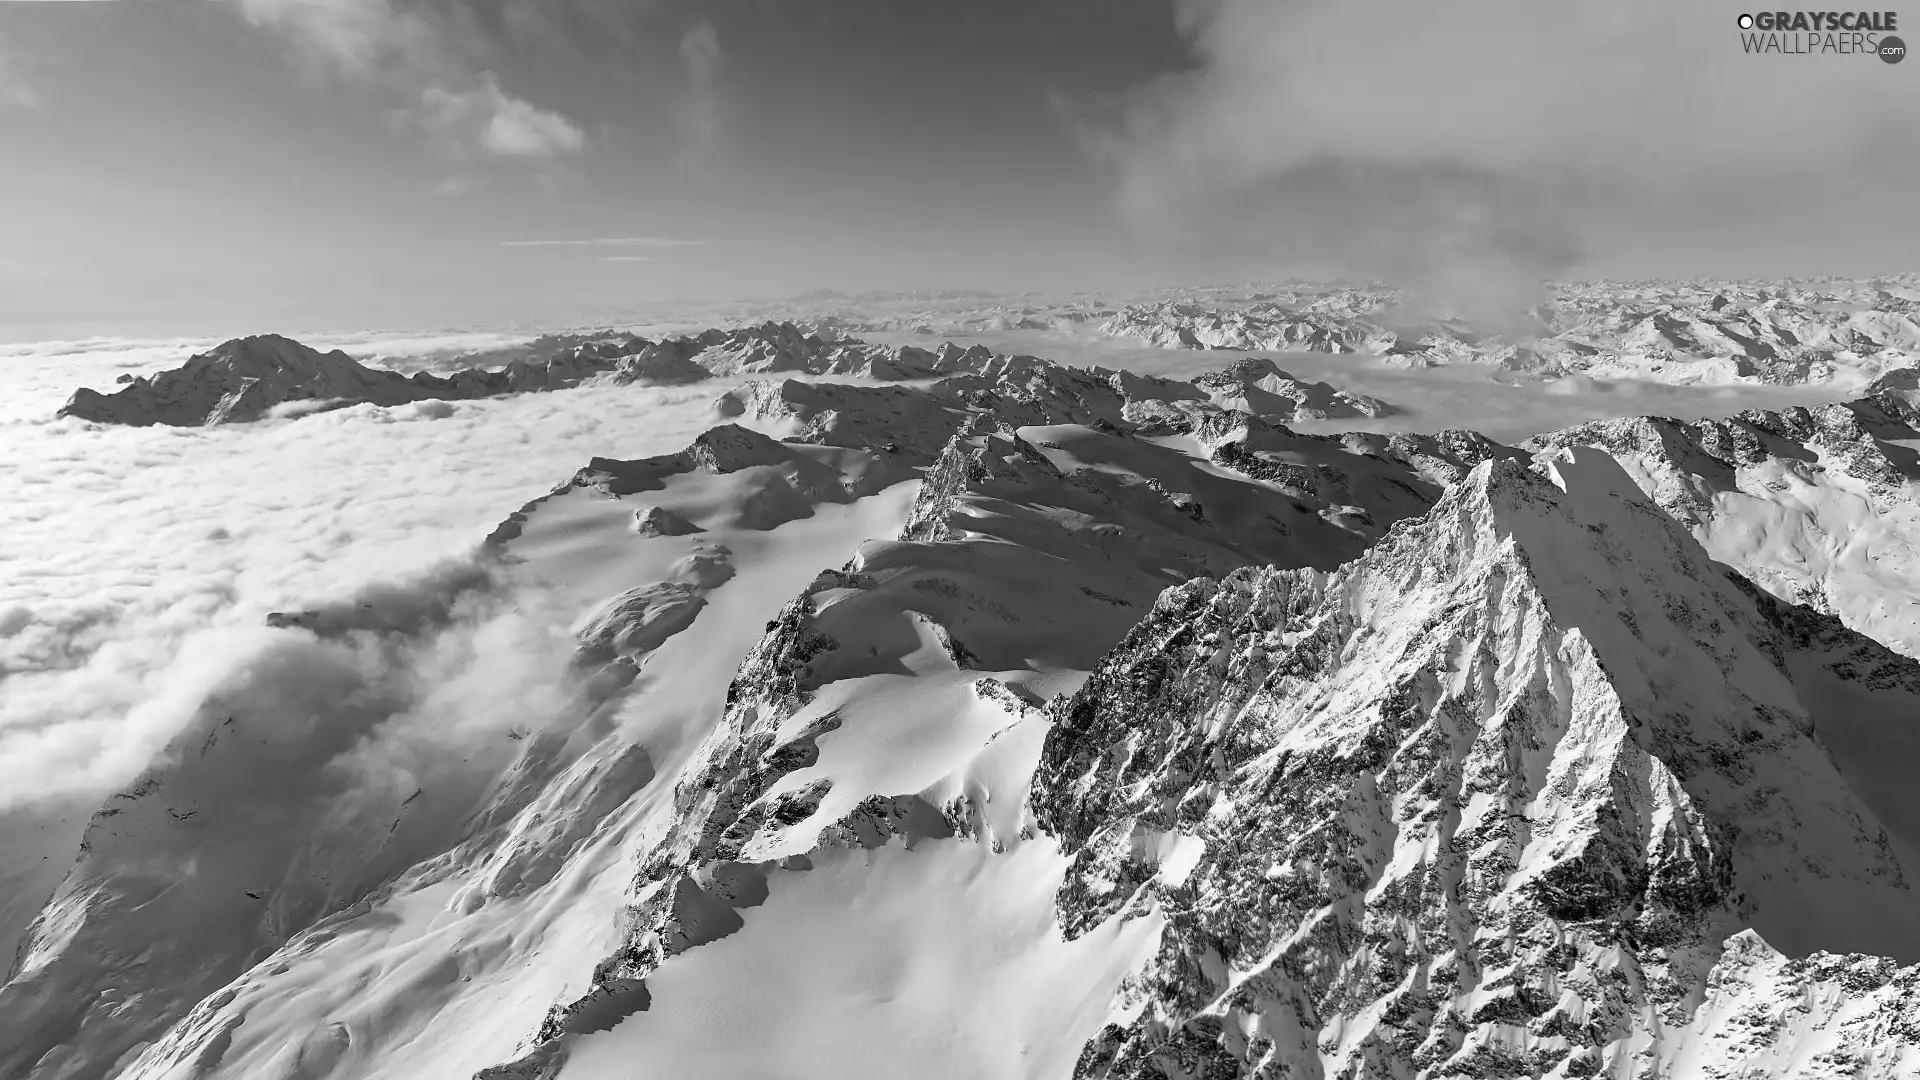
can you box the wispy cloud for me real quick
[600,255,653,263]
[0,37,39,110]
[500,237,702,249]
[418,78,583,158]
[674,17,724,175]
[232,0,585,160]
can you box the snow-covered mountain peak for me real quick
[57,334,410,426]
[1189,356,1396,421]
[1035,440,1920,1078]
[1099,277,1920,386]
[24,311,1920,1079]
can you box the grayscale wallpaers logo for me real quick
[1737,10,1905,60]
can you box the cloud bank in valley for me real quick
[0,335,729,813]
[1092,0,1920,314]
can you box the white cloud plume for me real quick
[419,77,584,157]
[1098,0,1920,316]
[232,0,437,77]
[232,0,586,159]
[674,17,723,175]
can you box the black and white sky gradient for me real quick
[0,0,1914,335]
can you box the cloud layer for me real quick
[0,331,726,811]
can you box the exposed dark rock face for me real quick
[1032,450,1920,1079]
[630,505,702,537]
[57,333,654,426]
[36,299,1920,1080]
[477,390,1462,1077]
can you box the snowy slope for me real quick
[479,409,1509,1078]
[14,327,1920,1080]
[9,351,1502,1079]
[1529,392,1920,658]
[0,418,923,1078]
[1034,449,1920,1078]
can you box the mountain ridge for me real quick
[1035,448,1920,1078]
[14,328,1920,1079]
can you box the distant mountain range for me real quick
[15,288,1920,1079]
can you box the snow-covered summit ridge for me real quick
[470,406,1516,1079]
[1035,446,1920,1078]
[1526,388,1920,658]
[22,319,1920,1080]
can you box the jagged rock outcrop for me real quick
[630,505,702,537]
[928,353,1143,431]
[1031,448,1920,1079]
[34,294,1920,1080]
[483,582,852,1072]
[478,404,1477,1077]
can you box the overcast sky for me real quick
[0,0,1915,338]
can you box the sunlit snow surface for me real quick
[1,310,1916,1080]
[0,336,733,969]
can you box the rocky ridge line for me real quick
[1032,449,1920,1078]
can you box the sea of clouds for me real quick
[0,331,726,816]
[0,321,1871,975]
[2,324,1870,818]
